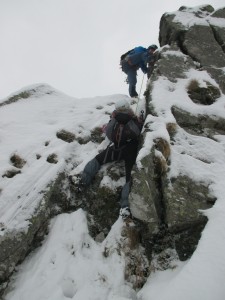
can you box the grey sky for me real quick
[0,0,224,99]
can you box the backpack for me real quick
[105,111,141,148]
[120,46,146,62]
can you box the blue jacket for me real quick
[120,46,146,62]
[129,46,146,55]
[122,50,155,74]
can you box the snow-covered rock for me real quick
[1,4,225,300]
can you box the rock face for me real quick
[130,4,225,261]
[159,5,225,93]
[1,4,225,297]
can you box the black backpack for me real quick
[105,111,141,148]
[120,46,146,62]
[120,49,133,61]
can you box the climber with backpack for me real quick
[120,44,158,98]
[69,99,144,221]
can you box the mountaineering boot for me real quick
[130,86,138,98]
[69,174,84,193]
[69,158,101,193]
[120,207,132,220]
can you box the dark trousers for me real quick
[121,61,138,97]
[81,140,139,208]
[126,69,138,97]
[95,140,139,182]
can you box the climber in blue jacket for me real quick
[121,44,158,98]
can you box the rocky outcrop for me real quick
[1,4,225,296]
[0,173,68,294]
[130,4,225,261]
[159,5,225,93]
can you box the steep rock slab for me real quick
[210,7,225,51]
[0,176,66,295]
[159,5,225,93]
[162,175,212,230]
[182,25,225,68]
[129,148,161,232]
[139,5,225,261]
[155,46,196,81]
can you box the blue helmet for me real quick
[148,44,158,50]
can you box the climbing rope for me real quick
[135,73,145,114]
[139,73,145,99]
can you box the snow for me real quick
[0,86,126,231]
[5,210,134,300]
[208,17,225,28]
[1,46,225,299]
[135,52,225,300]
[168,5,225,29]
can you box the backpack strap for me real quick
[103,141,113,164]
[103,142,126,163]
[111,144,126,161]
[115,124,124,148]
[120,49,133,62]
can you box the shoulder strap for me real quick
[115,124,124,148]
